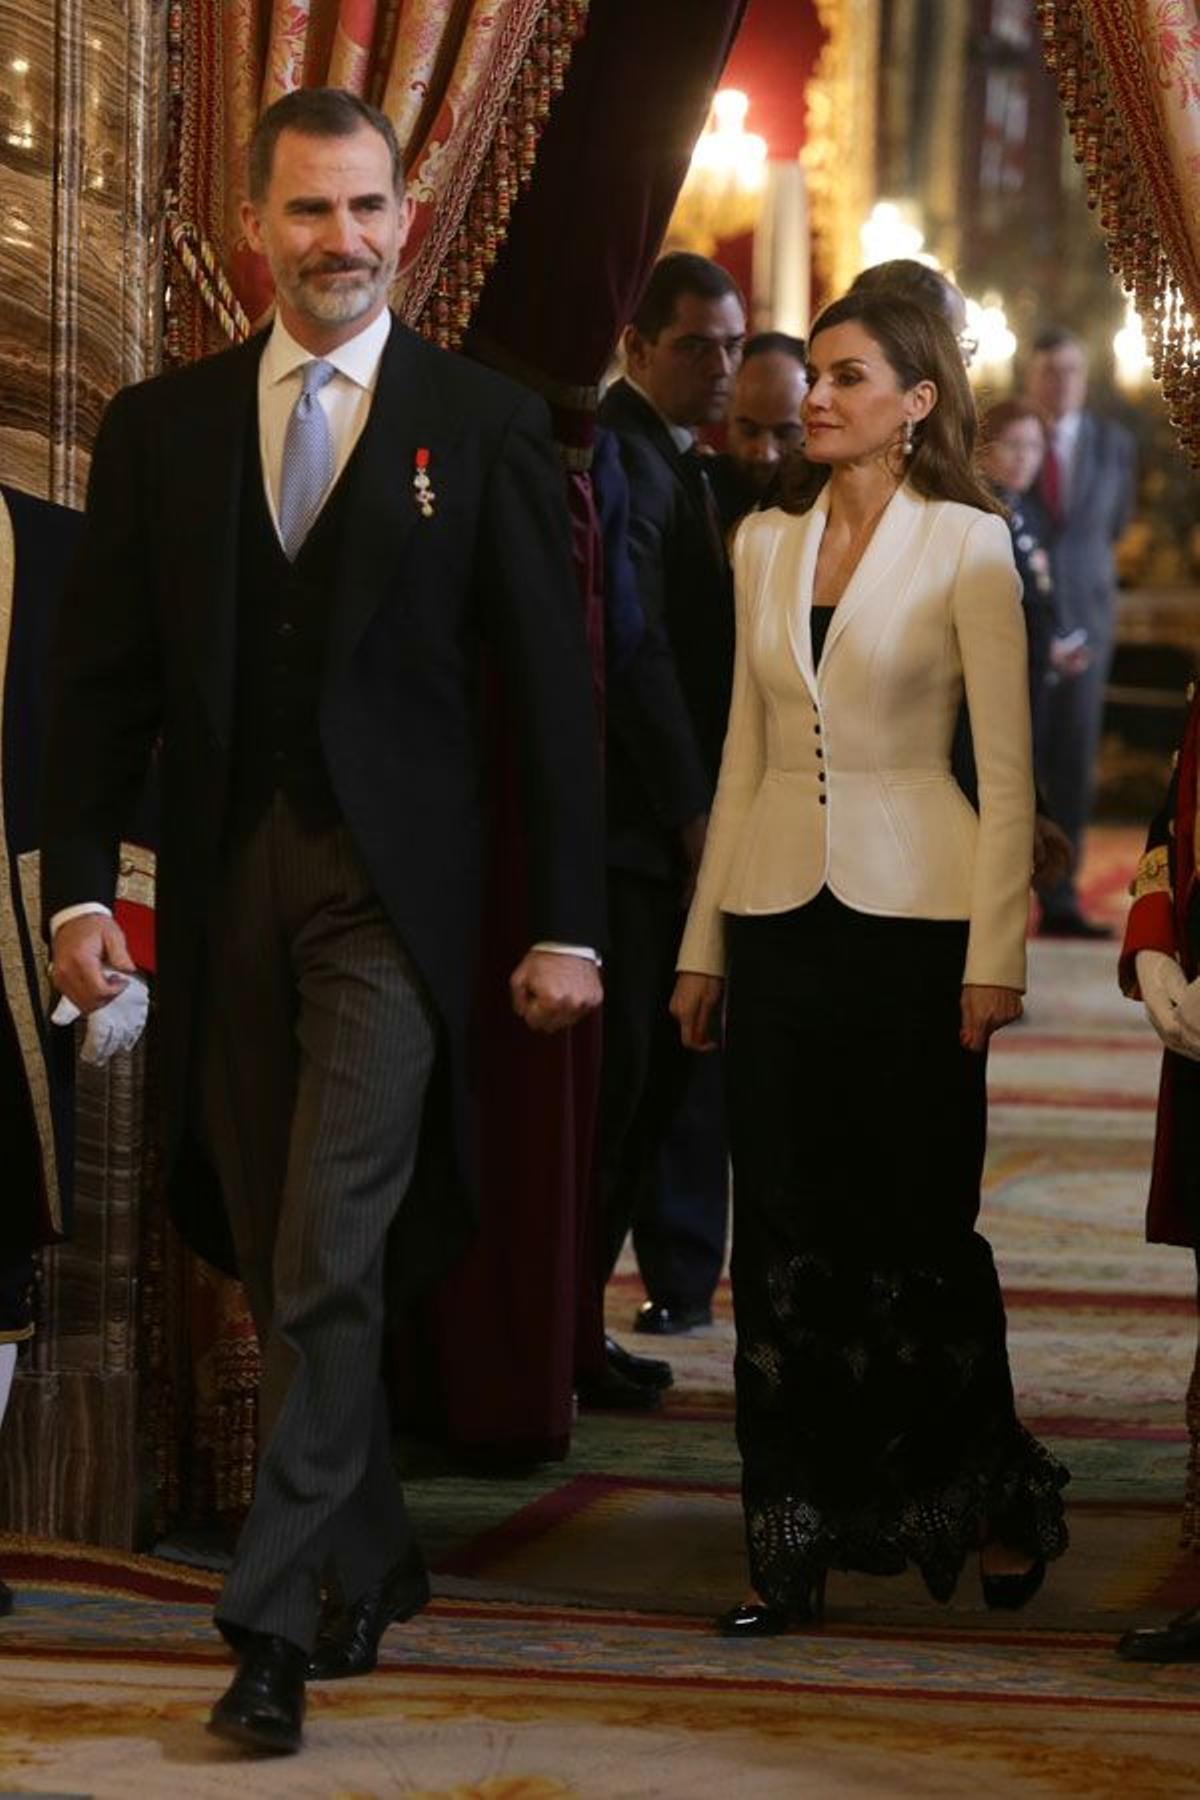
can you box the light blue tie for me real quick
[278,359,336,560]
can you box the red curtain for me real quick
[401,0,751,1460]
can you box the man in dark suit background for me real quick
[709,329,807,530]
[1025,327,1136,937]
[591,253,743,1380]
[41,89,603,1754]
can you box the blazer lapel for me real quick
[819,482,924,676]
[326,321,451,675]
[783,492,828,699]
[174,335,264,749]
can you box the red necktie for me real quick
[1039,438,1062,525]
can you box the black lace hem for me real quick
[747,1424,1070,1608]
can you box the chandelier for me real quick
[668,89,768,257]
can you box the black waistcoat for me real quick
[228,418,357,829]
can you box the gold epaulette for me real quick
[1130,843,1171,899]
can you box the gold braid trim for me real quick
[1035,1,1200,465]
[165,203,252,347]
[412,0,592,349]
[0,498,62,1237]
[1130,842,1171,899]
[1183,1321,1200,1553]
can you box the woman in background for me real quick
[671,291,1068,1633]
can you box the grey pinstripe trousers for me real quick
[199,791,436,1652]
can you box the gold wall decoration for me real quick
[803,0,881,301]
[0,0,168,502]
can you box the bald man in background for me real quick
[710,331,807,529]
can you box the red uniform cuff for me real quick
[1119,891,1177,996]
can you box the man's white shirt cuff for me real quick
[531,941,601,965]
[50,902,113,939]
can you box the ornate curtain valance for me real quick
[1036,1,1200,463]
[167,0,589,361]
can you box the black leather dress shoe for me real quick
[577,1361,662,1411]
[604,1334,672,1391]
[1116,1607,1200,1662]
[715,1601,793,1637]
[1039,912,1114,941]
[716,1574,826,1636]
[208,1632,306,1754]
[634,1299,713,1336]
[307,1552,431,1680]
[0,1575,12,1617]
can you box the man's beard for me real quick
[281,253,396,325]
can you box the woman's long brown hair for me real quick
[782,290,1005,519]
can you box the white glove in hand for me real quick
[51,974,149,1066]
[1135,950,1200,1062]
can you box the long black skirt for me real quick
[724,889,1069,1606]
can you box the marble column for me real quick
[0,0,167,506]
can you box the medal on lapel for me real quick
[413,447,436,518]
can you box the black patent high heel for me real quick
[715,1569,827,1636]
[980,1555,1045,1611]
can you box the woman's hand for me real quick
[960,984,1022,1052]
[670,972,725,1051]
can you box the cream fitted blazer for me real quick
[677,483,1034,990]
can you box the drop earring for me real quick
[903,419,915,457]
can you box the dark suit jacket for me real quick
[1,485,80,1254]
[597,379,735,881]
[1036,411,1135,647]
[39,319,605,1289]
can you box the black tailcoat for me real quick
[40,320,605,1292]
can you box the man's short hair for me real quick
[849,259,961,328]
[249,87,405,201]
[1030,326,1084,357]
[742,330,807,365]
[631,253,744,340]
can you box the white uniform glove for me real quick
[51,973,149,1066]
[1135,950,1200,1062]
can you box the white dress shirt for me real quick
[258,308,390,540]
[1049,409,1082,512]
[52,307,596,964]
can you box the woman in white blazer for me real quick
[672,291,1068,1635]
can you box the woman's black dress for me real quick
[723,606,1069,1608]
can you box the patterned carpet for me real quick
[1,829,1198,1797]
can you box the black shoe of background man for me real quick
[577,1358,663,1412]
[1038,911,1114,941]
[634,1299,713,1336]
[1116,1607,1200,1663]
[0,1575,12,1617]
[208,1631,306,1754]
[605,1334,672,1392]
[307,1550,431,1681]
